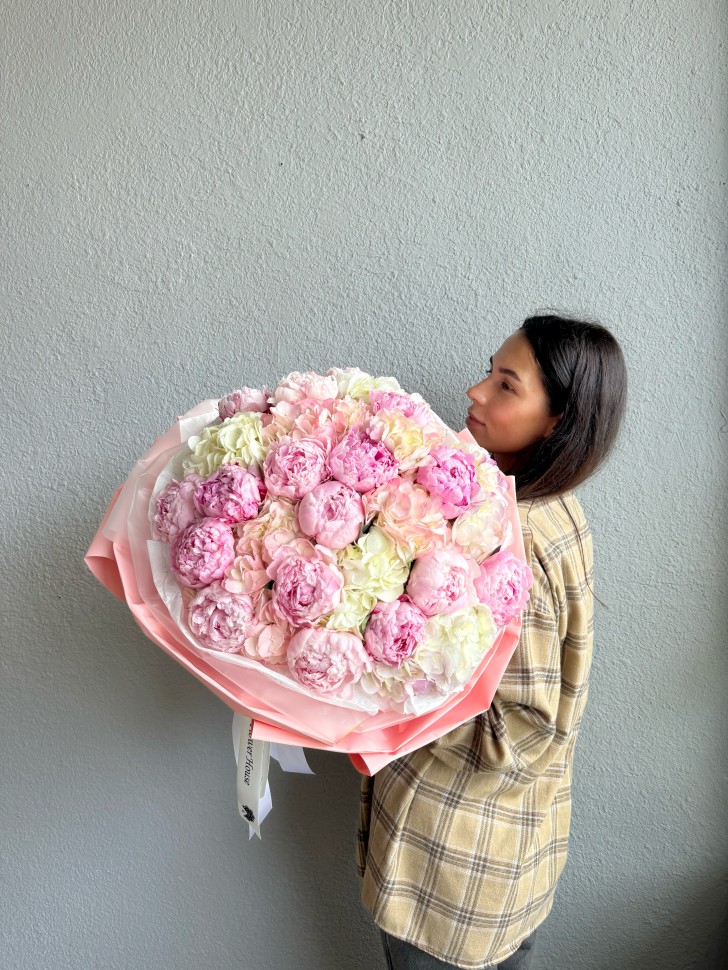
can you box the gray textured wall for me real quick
[2,1,726,968]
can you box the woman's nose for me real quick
[468,379,489,404]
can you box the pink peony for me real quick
[364,595,428,666]
[287,627,369,694]
[406,548,480,616]
[369,390,432,426]
[170,518,236,588]
[271,371,339,405]
[186,581,258,652]
[153,474,203,542]
[263,434,331,500]
[416,446,478,519]
[218,386,271,420]
[328,428,400,494]
[194,464,263,523]
[297,480,365,549]
[474,550,534,627]
[267,539,344,626]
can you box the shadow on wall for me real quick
[548,867,728,970]
[619,870,728,970]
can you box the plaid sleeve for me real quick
[428,504,593,777]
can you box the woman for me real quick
[358,314,628,970]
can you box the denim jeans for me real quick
[380,928,538,970]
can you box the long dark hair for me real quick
[515,314,627,501]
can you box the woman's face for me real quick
[466,331,560,472]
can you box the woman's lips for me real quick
[466,414,485,427]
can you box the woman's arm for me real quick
[428,524,593,778]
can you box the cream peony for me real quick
[358,660,420,707]
[183,412,266,477]
[414,605,498,693]
[451,492,510,563]
[322,587,377,633]
[325,367,402,400]
[336,526,410,602]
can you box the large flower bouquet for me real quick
[86,368,532,779]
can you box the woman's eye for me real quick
[484,368,512,391]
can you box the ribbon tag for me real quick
[271,743,314,775]
[234,715,270,839]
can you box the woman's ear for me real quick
[544,414,562,438]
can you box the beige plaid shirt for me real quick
[357,493,594,968]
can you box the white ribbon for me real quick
[231,713,313,839]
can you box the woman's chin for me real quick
[465,417,489,448]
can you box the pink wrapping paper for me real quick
[85,409,525,775]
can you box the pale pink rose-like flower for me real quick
[406,548,480,617]
[287,627,369,695]
[261,521,303,564]
[241,588,290,663]
[329,397,370,435]
[186,581,257,652]
[271,371,339,406]
[277,398,340,438]
[369,390,432,427]
[262,397,368,448]
[474,550,534,627]
[247,623,289,663]
[288,405,339,444]
[267,539,344,626]
[193,464,264,524]
[364,410,439,472]
[170,518,236,588]
[153,474,203,542]
[218,386,271,420]
[222,535,269,595]
[416,446,478,519]
[297,480,365,549]
[329,428,400,494]
[364,595,428,666]
[365,480,450,558]
[263,434,331,500]
[235,496,303,566]
[261,400,306,446]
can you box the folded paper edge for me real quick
[84,485,125,601]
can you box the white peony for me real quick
[183,412,266,477]
[325,367,402,401]
[413,605,497,693]
[451,492,510,563]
